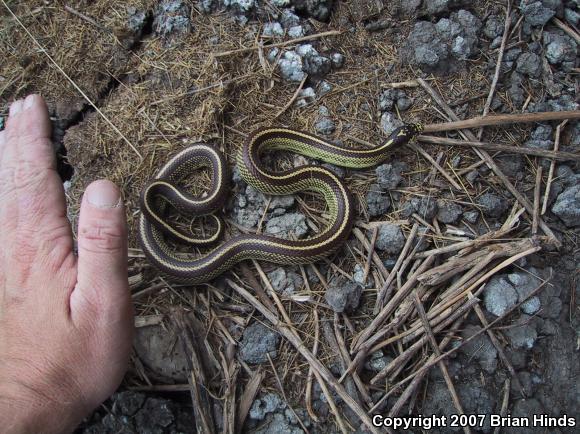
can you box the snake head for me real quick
[406,123,424,136]
[389,123,424,145]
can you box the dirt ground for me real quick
[1,0,579,433]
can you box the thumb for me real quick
[72,180,128,318]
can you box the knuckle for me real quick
[0,164,51,198]
[39,226,74,273]
[79,221,125,254]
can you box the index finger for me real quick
[0,95,72,256]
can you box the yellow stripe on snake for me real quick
[138,124,423,283]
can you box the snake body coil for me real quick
[138,125,423,283]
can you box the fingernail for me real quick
[9,100,23,116]
[23,94,37,111]
[86,180,122,208]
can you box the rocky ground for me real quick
[1,0,579,433]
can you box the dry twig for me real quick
[422,110,580,133]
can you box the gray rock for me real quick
[235,206,261,228]
[423,380,495,433]
[297,44,331,77]
[239,322,280,364]
[314,113,335,135]
[113,391,146,416]
[496,154,525,178]
[406,21,449,73]
[414,43,446,69]
[366,184,391,217]
[423,0,470,16]
[380,112,404,136]
[250,393,284,420]
[505,47,523,62]
[525,138,553,151]
[463,210,479,224]
[375,224,405,254]
[127,7,147,33]
[508,271,542,315]
[134,398,175,431]
[297,86,316,106]
[505,314,538,349]
[512,398,544,427]
[528,94,579,112]
[267,47,280,63]
[198,0,218,13]
[477,192,509,218]
[133,325,190,382]
[267,267,303,295]
[376,163,404,190]
[325,276,363,313]
[436,200,463,224]
[421,382,456,428]
[521,296,541,315]
[400,0,422,15]
[224,0,256,13]
[253,412,304,434]
[516,52,542,77]
[447,9,482,46]
[318,80,332,96]
[533,267,563,319]
[457,381,495,430]
[484,15,504,39]
[378,89,412,112]
[490,36,503,49]
[543,31,578,69]
[521,1,556,26]
[457,378,495,422]
[531,124,553,140]
[565,7,580,26]
[552,184,580,227]
[153,0,192,38]
[405,196,438,220]
[232,165,245,184]
[278,50,306,82]
[465,170,478,185]
[382,257,397,270]
[556,165,580,187]
[288,25,305,38]
[293,0,334,21]
[263,22,284,37]
[331,52,345,68]
[353,263,374,288]
[451,35,472,58]
[397,96,413,112]
[511,371,541,396]
[508,72,525,107]
[88,413,132,434]
[233,184,268,228]
[269,194,295,211]
[364,351,391,372]
[459,325,498,373]
[484,276,519,316]
[265,213,309,238]
[280,9,300,27]
[404,10,482,74]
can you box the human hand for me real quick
[0,95,133,433]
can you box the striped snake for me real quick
[138,124,423,283]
